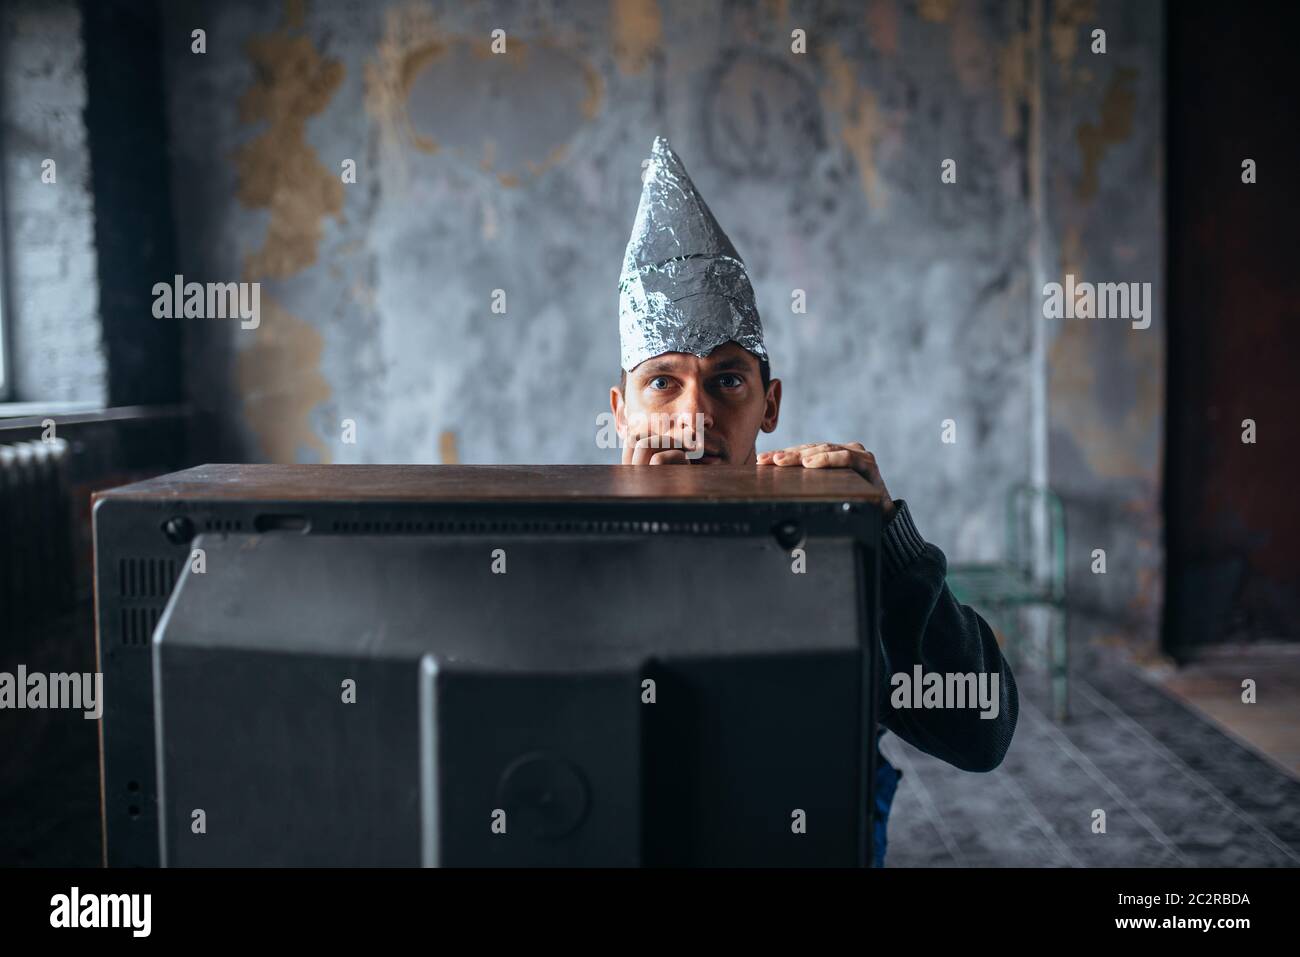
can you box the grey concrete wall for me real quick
[1,0,106,404]
[159,0,1164,652]
[1041,2,1165,659]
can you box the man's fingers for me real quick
[621,429,647,464]
[761,443,818,464]
[797,443,839,458]
[802,449,856,469]
[762,443,815,456]
[756,441,891,510]
[628,435,661,465]
[627,432,694,465]
[765,443,882,482]
[771,443,839,464]
[648,449,690,464]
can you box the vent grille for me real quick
[327,518,752,535]
[117,558,179,646]
[204,518,242,532]
[120,605,164,646]
[119,558,179,599]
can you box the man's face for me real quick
[610,342,781,465]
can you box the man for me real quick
[610,137,1018,865]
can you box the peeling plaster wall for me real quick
[162,0,1165,653]
[1041,0,1164,660]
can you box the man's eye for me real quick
[716,374,742,388]
[649,376,671,390]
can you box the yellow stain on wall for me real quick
[1048,202,1161,484]
[917,0,956,24]
[582,63,605,119]
[1060,223,1085,281]
[997,30,1029,138]
[1048,314,1161,480]
[763,0,789,26]
[438,430,460,464]
[820,43,885,209]
[865,0,900,58]
[233,18,345,279]
[526,143,570,178]
[365,4,445,174]
[365,4,600,180]
[236,293,332,464]
[1076,68,1136,200]
[232,1,341,463]
[1129,563,1160,621]
[948,1,992,93]
[1049,0,1098,69]
[612,0,661,75]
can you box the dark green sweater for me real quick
[876,499,1020,772]
[869,500,1018,864]
[873,496,1013,774]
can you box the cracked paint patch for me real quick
[365,3,445,170]
[612,0,661,75]
[1076,67,1136,199]
[438,430,460,464]
[232,0,339,462]
[948,1,993,94]
[865,0,900,58]
[366,3,599,186]
[1048,316,1160,480]
[1049,0,1098,70]
[236,293,332,464]
[820,42,885,209]
[918,0,956,24]
[233,5,345,278]
[997,29,1030,138]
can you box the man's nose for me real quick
[671,381,715,433]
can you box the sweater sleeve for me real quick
[874,499,1018,772]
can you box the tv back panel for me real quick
[93,464,883,866]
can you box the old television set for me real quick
[93,464,884,866]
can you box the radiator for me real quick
[0,438,74,630]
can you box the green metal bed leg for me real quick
[997,603,1018,671]
[1051,606,1069,723]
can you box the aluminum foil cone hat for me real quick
[618,136,767,373]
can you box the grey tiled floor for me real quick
[882,651,1300,867]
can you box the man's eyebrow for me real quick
[634,355,755,378]
[635,359,682,377]
[707,356,756,374]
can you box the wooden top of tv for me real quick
[94,463,882,505]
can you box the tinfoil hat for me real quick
[618,136,767,373]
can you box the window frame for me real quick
[0,122,9,401]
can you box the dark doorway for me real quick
[1164,2,1300,658]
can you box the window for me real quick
[0,139,8,401]
[0,173,7,401]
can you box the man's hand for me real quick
[620,421,699,465]
[757,442,896,520]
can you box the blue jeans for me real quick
[873,744,903,867]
